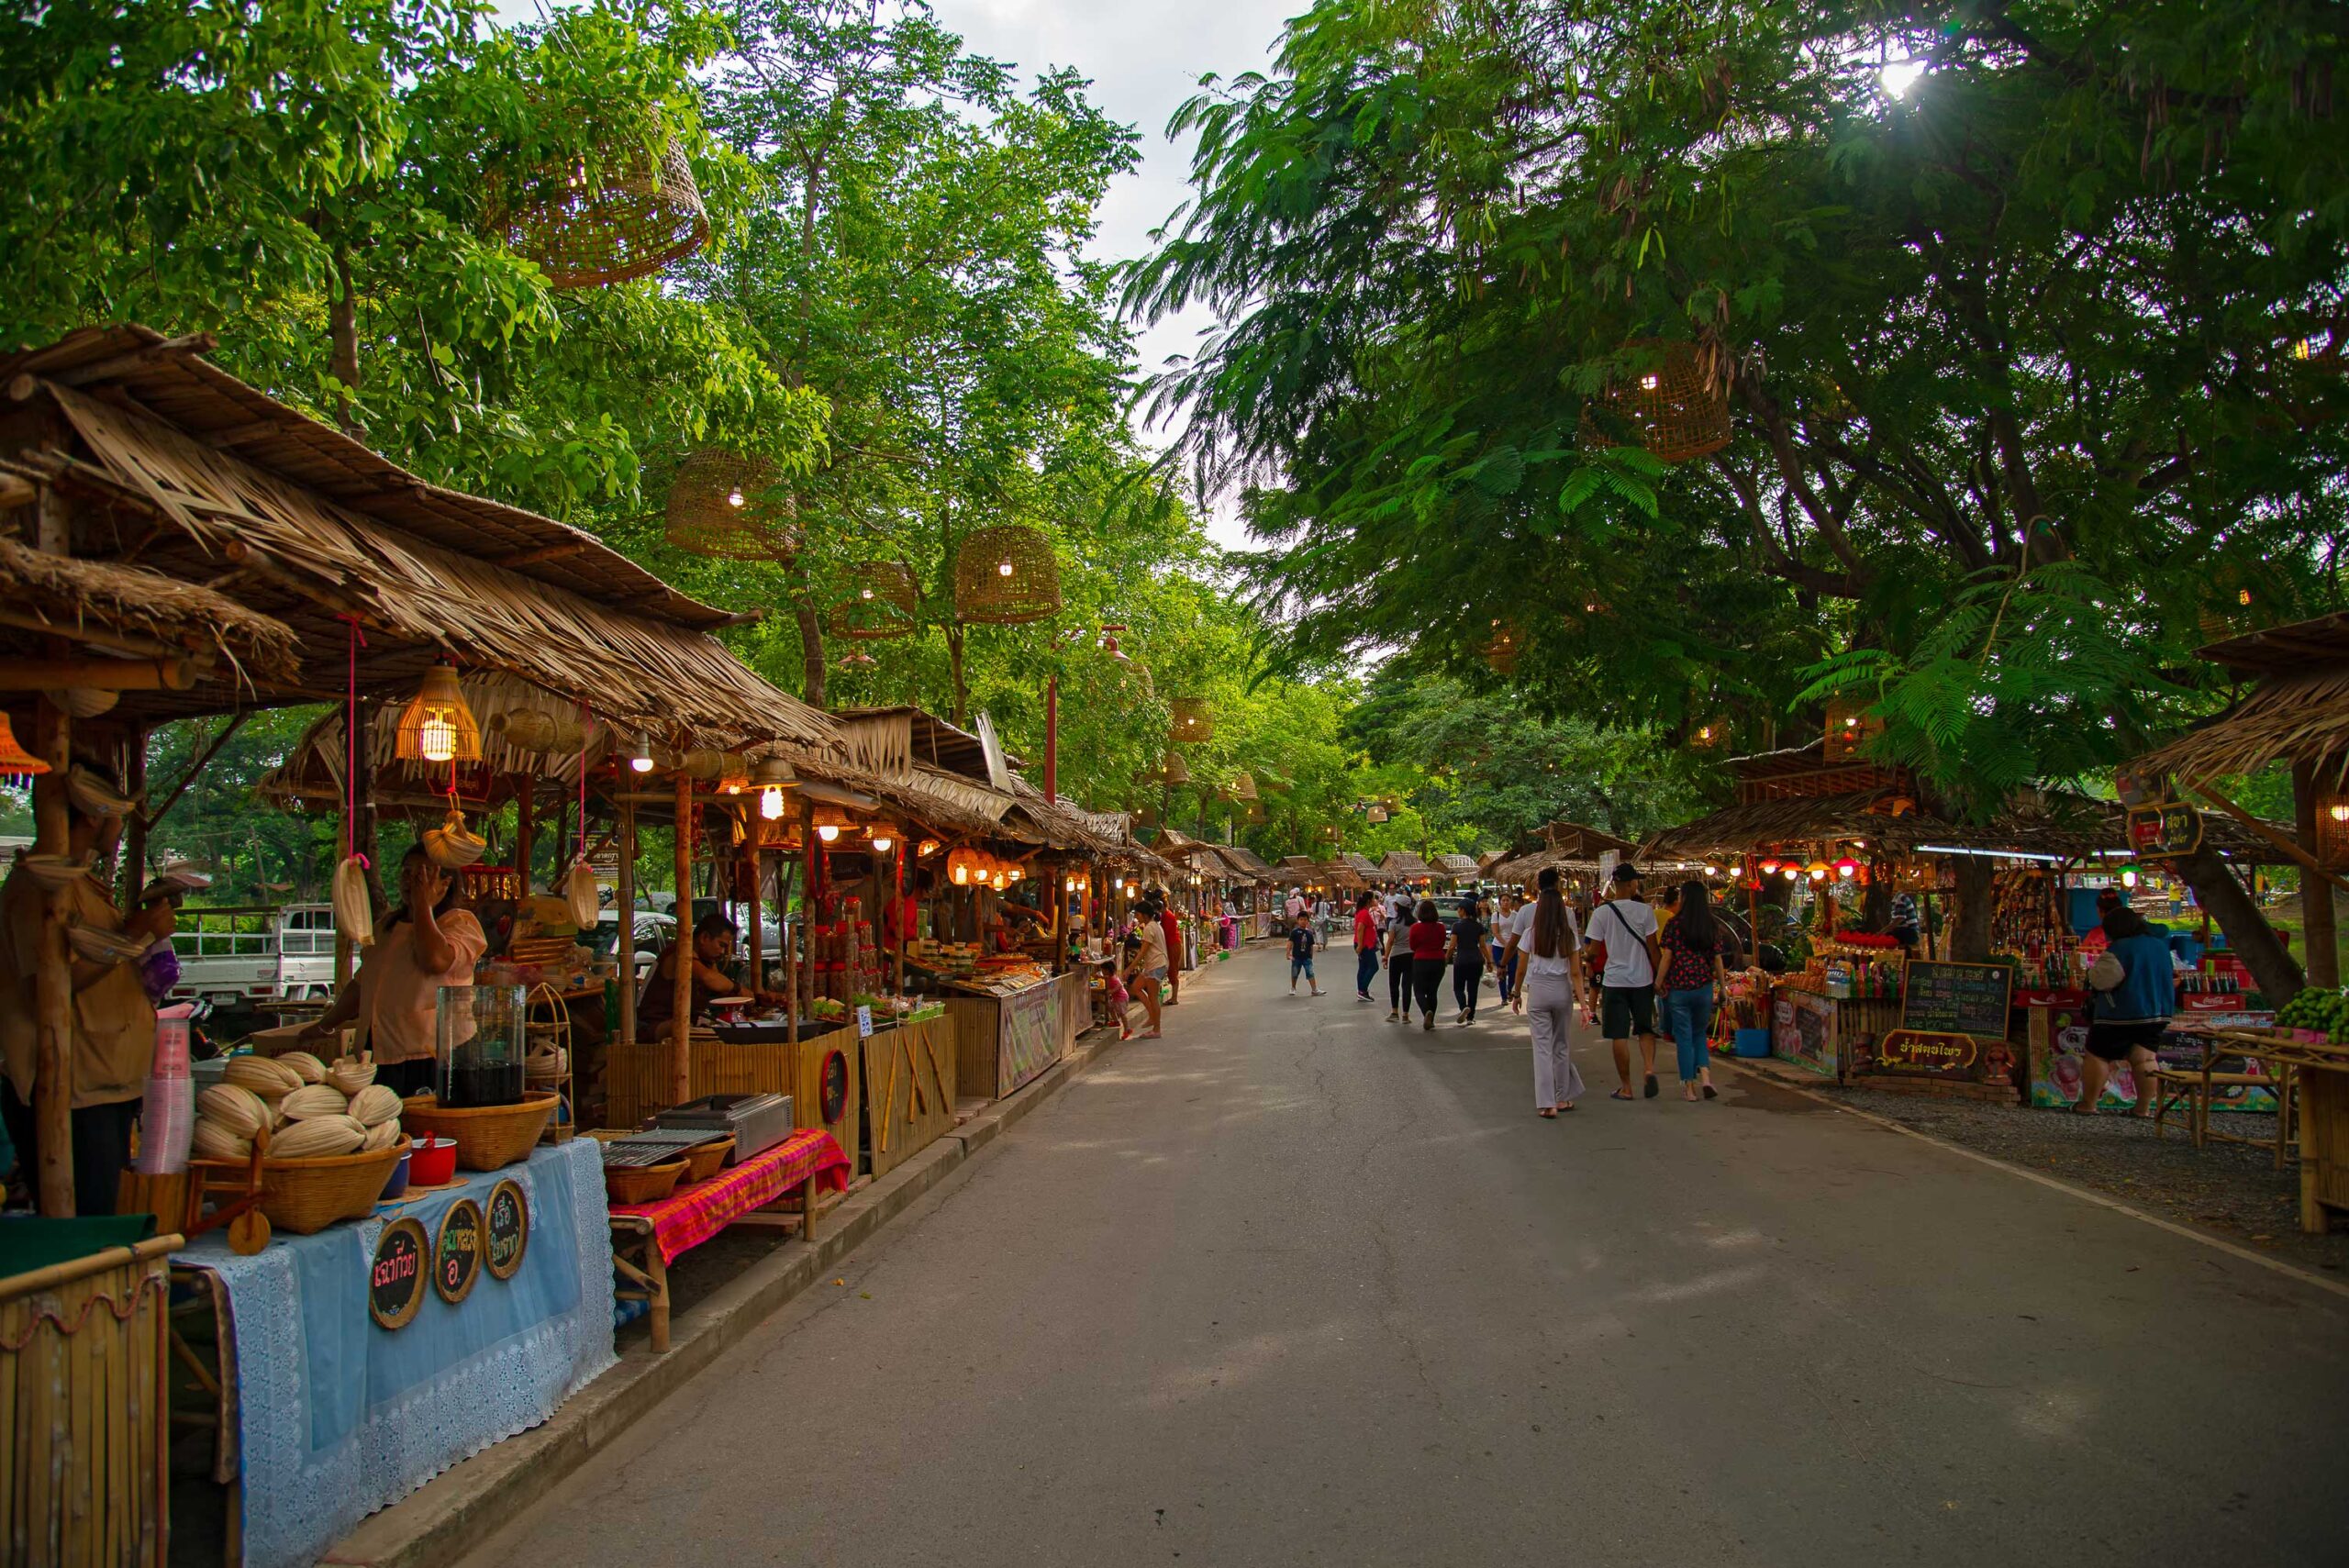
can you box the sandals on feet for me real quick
[1642,1073,1659,1099]
[1609,1088,1635,1101]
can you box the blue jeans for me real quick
[1355,947,1380,996]
[1490,942,1512,1003]
[1661,985,1715,1081]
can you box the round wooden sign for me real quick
[370,1218,429,1330]
[434,1199,484,1305]
[485,1179,529,1281]
[820,1049,849,1123]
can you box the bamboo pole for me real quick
[617,800,636,1049]
[781,851,798,1044]
[747,842,763,993]
[671,772,693,1108]
[799,796,816,1016]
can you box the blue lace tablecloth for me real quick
[180,1139,615,1568]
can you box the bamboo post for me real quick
[671,772,692,1108]
[617,799,636,1048]
[799,797,816,1015]
[2297,760,2341,989]
[892,843,906,995]
[746,840,763,992]
[781,853,798,1043]
[515,784,535,895]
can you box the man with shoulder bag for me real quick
[1583,862,1664,1100]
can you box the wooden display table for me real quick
[2200,1030,2349,1233]
[607,1129,852,1351]
[605,1023,863,1174]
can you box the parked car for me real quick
[589,907,675,983]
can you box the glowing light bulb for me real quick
[2121,870,2139,888]
[2332,803,2349,824]
[726,487,745,508]
[2237,586,2252,606]
[1783,866,1800,882]
[418,712,457,764]
[816,822,840,842]
[996,558,1015,577]
[760,784,785,820]
[871,833,894,853]
[860,587,875,600]
[629,740,655,773]
[1639,373,1660,391]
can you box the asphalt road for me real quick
[460,947,2349,1567]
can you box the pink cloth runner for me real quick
[609,1129,851,1263]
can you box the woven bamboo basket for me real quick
[605,1158,686,1207]
[1607,339,1732,463]
[952,525,1061,624]
[399,1093,559,1172]
[502,139,709,290]
[1480,622,1523,674]
[1169,698,1214,744]
[666,450,799,560]
[1822,695,1884,762]
[830,562,921,640]
[679,1137,734,1184]
[1690,716,1731,751]
[190,1135,412,1235]
[1156,750,1191,786]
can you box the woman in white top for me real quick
[1125,898,1169,1039]
[1502,867,1586,1116]
[301,846,487,1097]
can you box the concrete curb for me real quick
[323,954,1243,1568]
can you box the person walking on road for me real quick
[1489,890,1520,1008]
[2080,903,2175,1115]
[1385,891,1417,1020]
[1502,867,1586,1116]
[1656,878,1728,1101]
[1312,893,1332,949]
[1126,896,1168,1039]
[1586,862,1664,1100]
[1287,913,1323,996]
[1352,890,1382,1002]
[1450,895,1489,1024]
[1156,890,1184,1006]
[1405,898,1450,1031]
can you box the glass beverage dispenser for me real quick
[436,984,527,1106]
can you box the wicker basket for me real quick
[399,1093,559,1172]
[830,562,920,640]
[666,450,799,561]
[1606,339,1732,463]
[190,1136,411,1236]
[502,139,708,290]
[952,525,1061,624]
[605,1158,686,1207]
[1169,698,1214,744]
[678,1137,734,1184]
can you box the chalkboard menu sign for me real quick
[435,1199,484,1305]
[485,1180,529,1281]
[1900,961,2015,1040]
[370,1218,429,1330]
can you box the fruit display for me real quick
[193,1053,385,1160]
[2277,986,2349,1042]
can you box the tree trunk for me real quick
[1948,858,1994,962]
[946,624,969,726]
[2176,844,2303,1005]
[328,244,364,439]
[2295,761,2340,990]
[796,598,827,710]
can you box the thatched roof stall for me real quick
[1377,851,1432,882]
[1221,845,1278,883]
[1431,852,1481,883]
[2137,612,2349,788]
[0,327,839,758]
[0,529,298,684]
[1485,821,1640,884]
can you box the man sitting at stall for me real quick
[637,911,782,1033]
[1,772,174,1214]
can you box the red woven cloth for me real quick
[608,1129,851,1264]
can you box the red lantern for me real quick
[1758,856,1782,876]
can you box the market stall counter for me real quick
[913,951,1085,1099]
[172,1139,613,1568]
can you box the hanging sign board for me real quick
[370,1218,429,1330]
[2126,803,2201,857]
[485,1179,529,1281]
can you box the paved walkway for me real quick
[460,948,2349,1567]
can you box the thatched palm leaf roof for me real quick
[0,528,296,681]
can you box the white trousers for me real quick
[1526,971,1586,1107]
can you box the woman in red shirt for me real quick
[1406,899,1452,1031]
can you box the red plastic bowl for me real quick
[408,1136,458,1187]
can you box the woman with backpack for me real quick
[1656,878,1729,1101]
[2081,904,2175,1115]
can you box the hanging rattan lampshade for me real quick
[1169,698,1214,745]
[1155,750,1191,787]
[1225,772,1259,802]
[829,562,920,640]
[0,712,49,781]
[952,525,1061,624]
[1822,695,1884,763]
[1606,339,1732,463]
[395,663,483,764]
[1480,620,1523,674]
[665,450,798,560]
[503,139,709,290]
[1689,716,1731,751]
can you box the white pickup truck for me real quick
[169,904,340,1006]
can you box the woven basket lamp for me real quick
[1480,621,1522,674]
[952,525,1061,624]
[0,712,50,781]
[504,139,709,290]
[1689,716,1730,751]
[1156,751,1191,787]
[1607,339,1732,463]
[1822,696,1883,763]
[665,450,799,560]
[1170,698,1214,745]
[1226,772,1260,803]
[395,664,483,764]
[2316,790,2349,871]
[829,562,920,640]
